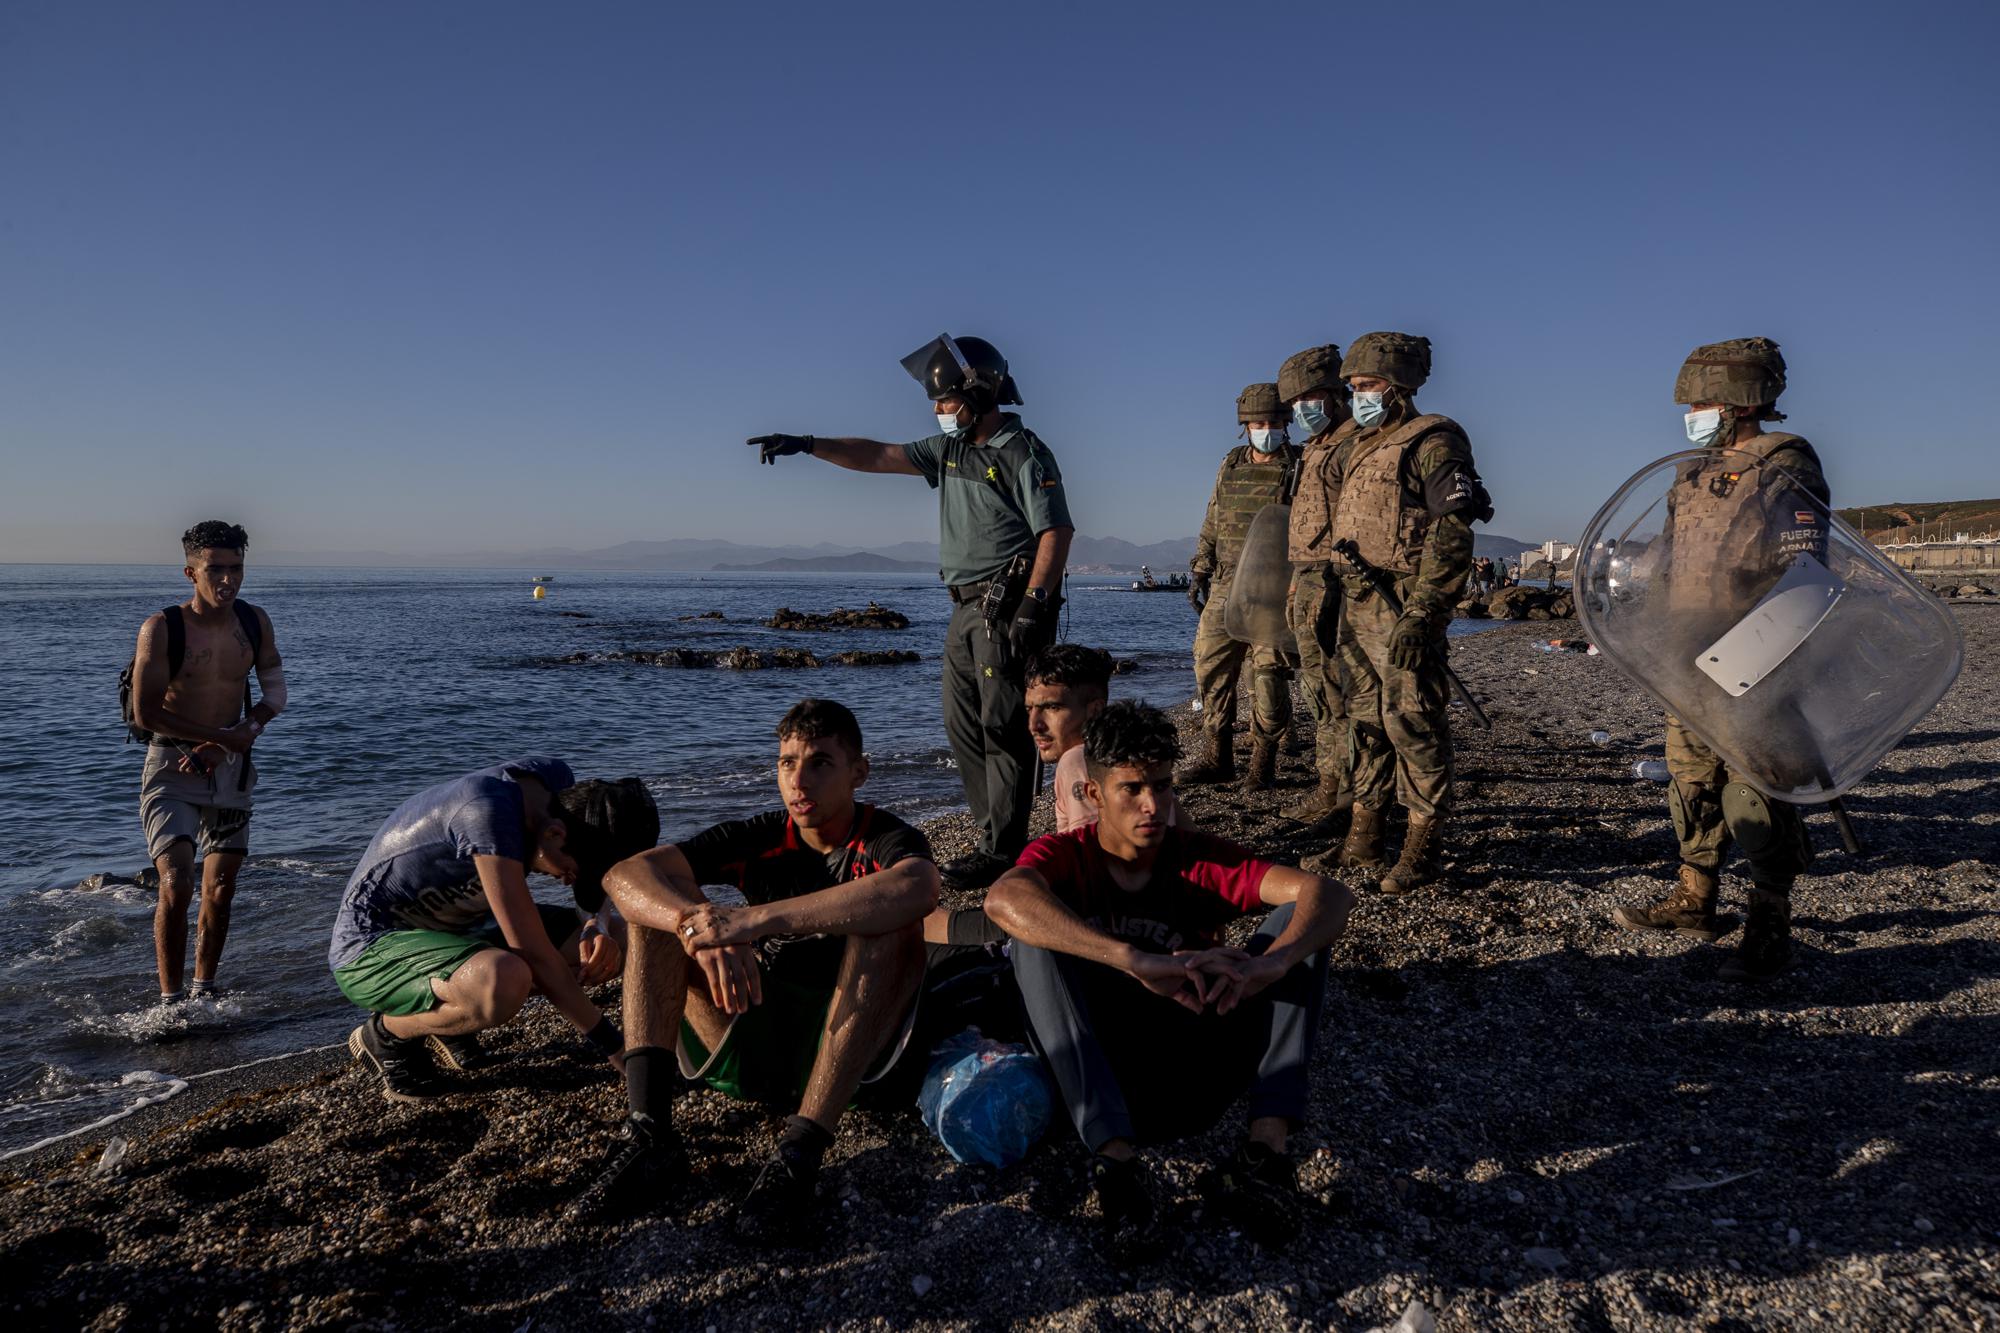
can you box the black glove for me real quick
[747,434,815,465]
[1007,598,1044,668]
[1188,572,1211,613]
[1388,607,1433,672]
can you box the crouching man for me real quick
[571,699,938,1240]
[330,759,658,1100]
[986,702,1353,1254]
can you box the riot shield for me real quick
[1576,448,1962,802]
[1223,503,1296,650]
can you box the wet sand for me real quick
[5,609,1997,1331]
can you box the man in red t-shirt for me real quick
[566,699,939,1240]
[988,702,1354,1254]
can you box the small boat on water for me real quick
[1129,565,1188,592]
[532,575,557,584]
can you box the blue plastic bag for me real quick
[916,1029,1054,1167]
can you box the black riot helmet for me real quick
[900,333,1023,413]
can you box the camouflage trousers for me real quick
[1664,714,1810,888]
[1336,576,1452,819]
[1288,566,1350,788]
[1193,587,1295,742]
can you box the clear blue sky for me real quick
[3,1,1995,563]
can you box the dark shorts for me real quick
[676,933,917,1104]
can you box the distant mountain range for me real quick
[262,529,1544,574]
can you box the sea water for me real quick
[0,563,1498,1155]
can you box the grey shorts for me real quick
[140,744,257,862]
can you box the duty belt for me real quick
[947,582,993,606]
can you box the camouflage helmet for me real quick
[1340,332,1432,390]
[1674,337,1786,408]
[1277,344,1342,403]
[1236,381,1283,423]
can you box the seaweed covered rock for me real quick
[765,602,911,631]
[1486,586,1575,621]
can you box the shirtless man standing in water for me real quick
[129,521,285,1002]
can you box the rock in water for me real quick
[764,602,911,631]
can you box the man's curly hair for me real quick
[182,520,248,558]
[1082,701,1182,779]
[776,697,865,759]
[1025,643,1113,698]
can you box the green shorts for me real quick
[333,904,581,1017]
[678,972,918,1106]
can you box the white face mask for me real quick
[1248,425,1286,452]
[1684,408,1724,447]
[1352,390,1389,427]
[936,410,968,439]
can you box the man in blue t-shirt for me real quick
[746,334,1074,888]
[566,700,939,1242]
[330,757,659,1100]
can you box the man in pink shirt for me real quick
[988,702,1353,1256]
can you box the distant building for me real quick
[1538,539,1576,565]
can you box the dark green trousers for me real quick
[941,599,1052,858]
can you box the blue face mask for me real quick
[1248,424,1286,452]
[1684,408,1724,447]
[936,409,969,439]
[1353,390,1389,428]
[1291,399,1330,437]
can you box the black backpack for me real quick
[120,601,263,744]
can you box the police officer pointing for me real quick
[749,335,1074,887]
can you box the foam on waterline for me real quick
[0,1070,189,1161]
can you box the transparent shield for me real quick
[900,334,967,387]
[1576,449,1962,802]
[1223,504,1296,650]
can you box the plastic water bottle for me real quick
[1633,760,1671,782]
[1589,730,1611,745]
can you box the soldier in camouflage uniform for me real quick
[1278,344,1354,828]
[1323,333,1491,894]
[1182,383,1305,791]
[1613,338,1826,981]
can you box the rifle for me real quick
[1333,539,1492,729]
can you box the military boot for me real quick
[1285,775,1350,830]
[1337,805,1388,870]
[1612,865,1727,941]
[1178,732,1235,785]
[1721,884,1793,982]
[1378,814,1443,895]
[1241,739,1278,794]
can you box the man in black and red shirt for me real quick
[567,699,938,1239]
[988,702,1353,1253]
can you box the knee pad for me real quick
[1722,782,1813,877]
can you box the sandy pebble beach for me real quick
[5,609,1997,1332]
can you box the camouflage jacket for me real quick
[1329,409,1486,619]
[1194,442,1303,584]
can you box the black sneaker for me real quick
[733,1146,822,1246]
[1086,1154,1161,1260]
[564,1114,687,1223]
[425,1032,502,1074]
[940,851,1015,890]
[1205,1142,1303,1246]
[348,1017,440,1103]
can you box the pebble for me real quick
[1915,1218,1936,1234]
[911,1275,934,1297]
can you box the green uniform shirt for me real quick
[903,414,1073,586]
